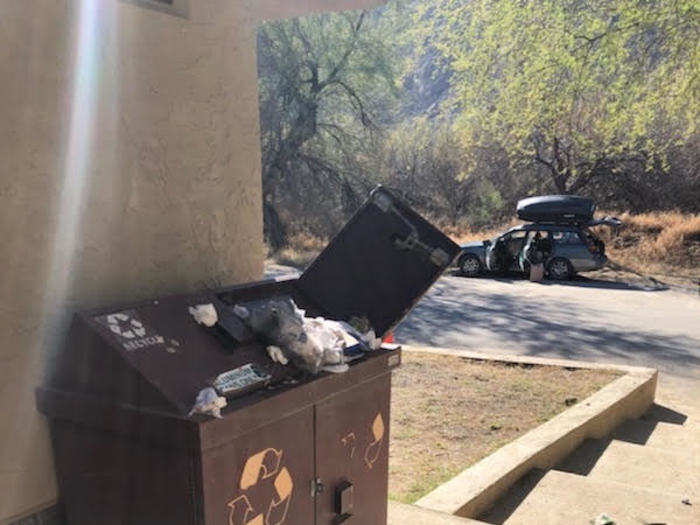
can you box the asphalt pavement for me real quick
[396,273,700,380]
[265,263,700,380]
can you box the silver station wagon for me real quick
[457,196,620,280]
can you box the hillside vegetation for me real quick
[257,1,699,249]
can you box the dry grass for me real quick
[389,352,621,503]
[596,210,700,278]
[270,232,327,270]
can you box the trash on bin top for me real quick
[44,186,459,417]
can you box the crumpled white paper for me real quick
[303,317,350,374]
[188,303,218,327]
[232,297,382,374]
[266,345,289,365]
[361,328,382,350]
[188,387,227,418]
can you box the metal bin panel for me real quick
[314,373,392,525]
[201,407,315,525]
[49,419,201,525]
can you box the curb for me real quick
[388,501,483,524]
[406,345,658,519]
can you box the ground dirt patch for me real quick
[389,352,621,503]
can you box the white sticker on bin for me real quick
[213,364,272,395]
[94,310,165,352]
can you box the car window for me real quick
[552,231,581,244]
[510,231,527,239]
[527,230,552,240]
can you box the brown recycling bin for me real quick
[36,187,460,525]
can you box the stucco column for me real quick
[0,1,265,519]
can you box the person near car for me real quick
[522,232,552,282]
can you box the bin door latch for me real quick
[393,231,450,267]
[310,478,325,499]
[373,191,451,268]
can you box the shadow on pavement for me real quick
[396,278,700,378]
[449,270,668,292]
[544,275,668,292]
[478,469,548,524]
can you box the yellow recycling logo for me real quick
[227,448,293,525]
[364,412,385,470]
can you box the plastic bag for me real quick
[233,297,380,374]
[188,387,227,418]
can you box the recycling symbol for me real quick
[364,412,385,470]
[107,312,146,339]
[227,448,293,525]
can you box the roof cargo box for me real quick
[517,195,595,224]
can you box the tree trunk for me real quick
[263,198,287,251]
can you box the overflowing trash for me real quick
[179,187,459,420]
[186,297,384,415]
[40,186,453,525]
[188,303,218,327]
[231,296,380,375]
[188,387,227,418]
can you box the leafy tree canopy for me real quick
[420,0,699,193]
[257,5,406,246]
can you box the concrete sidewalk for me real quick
[389,374,699,524]
[478,375,699,524]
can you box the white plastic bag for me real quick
[188,387,227,418]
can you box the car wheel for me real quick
[547,257,573,280]
[459,254,482,277]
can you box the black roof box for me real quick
[517,195,595,224]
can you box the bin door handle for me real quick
[335,480,354,520]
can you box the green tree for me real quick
[420,0,699,194]
[257,6,403,248]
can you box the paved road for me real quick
[266,264,700,380]
[396,273,700,380]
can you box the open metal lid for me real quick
[297,186,460,337]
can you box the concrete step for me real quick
[478,469,547,524]
[388,500,485,524]
[587,439,699,496]
[640,402,700,427]
[612,418,700,452]
[501,470,699,525]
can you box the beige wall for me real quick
[0,1,263,520]
[0,0,384,520]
